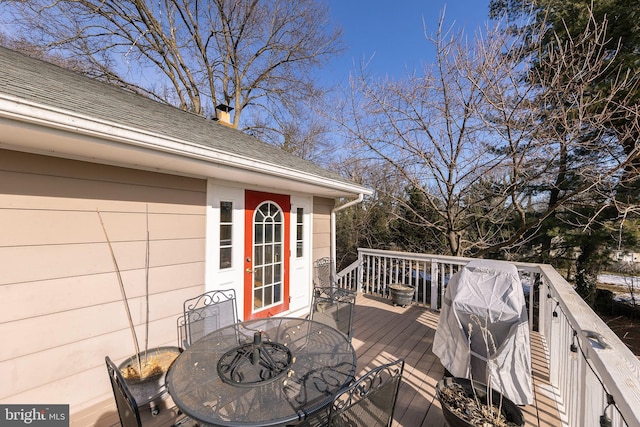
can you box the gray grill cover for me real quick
[433,259,533,405]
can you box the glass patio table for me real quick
[166,317,357,427]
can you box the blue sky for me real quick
[324,0,492,83]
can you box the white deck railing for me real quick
[335,248,640,427]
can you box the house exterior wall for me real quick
[289,194,313,313]
[612,250,640,264]
[0,149,207,413]
[312,197,334,261]
[203,181,315,320]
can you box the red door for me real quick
[244,190,290,320]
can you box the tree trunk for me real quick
[575,237,599,307]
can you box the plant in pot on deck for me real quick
[99,210,180,415]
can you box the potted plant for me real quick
[117,346,181,413]
[99,210,180,414]
[436,316,524,427]
[389,283,414,307]
[436,376,524,427]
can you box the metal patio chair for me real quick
[328,358,405,427]
[183,289,238,347]
[106,356,143,427]
[313,257,335,288]
[177,315,188,350]
[298,358,405,427]
[310,286,356,341]
[106,356,199,427]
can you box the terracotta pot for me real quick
[436,376,524,427]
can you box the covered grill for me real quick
[433,259,533,405]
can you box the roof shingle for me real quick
[0,46,364,191]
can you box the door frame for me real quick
[243,190,291,320]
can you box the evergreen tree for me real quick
[391,185,448,254]
[490,0,640,305]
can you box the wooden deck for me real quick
[75,293,561,426]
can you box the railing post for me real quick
[357,249,364,294]
[430,261,439,309]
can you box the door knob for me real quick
[246,268,253,273]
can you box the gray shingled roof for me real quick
[0,46,365,191]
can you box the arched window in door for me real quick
[252,201,284,310]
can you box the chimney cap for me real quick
[216,104,233,112]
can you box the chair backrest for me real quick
[177,315,188,350]
[328,358,405,427]
[105,356,142,427]
[313,257,335,287]
[310,286,356,341]
[183,289,238,347]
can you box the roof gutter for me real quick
[0,96,371,197]
[330,193,365,275]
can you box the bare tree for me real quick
[0,32,94,72]
[0,0,343,137]
[247,95,337,162]
[334,156,404,267]
[336,10,640,258]
[336,17,518,257]
[617,263,639,311]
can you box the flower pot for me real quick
[436,377,524,427]
[118,346,181,413]
[316,301,330,313]
[389,284,414,307]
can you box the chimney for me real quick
[214,104,235,127]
